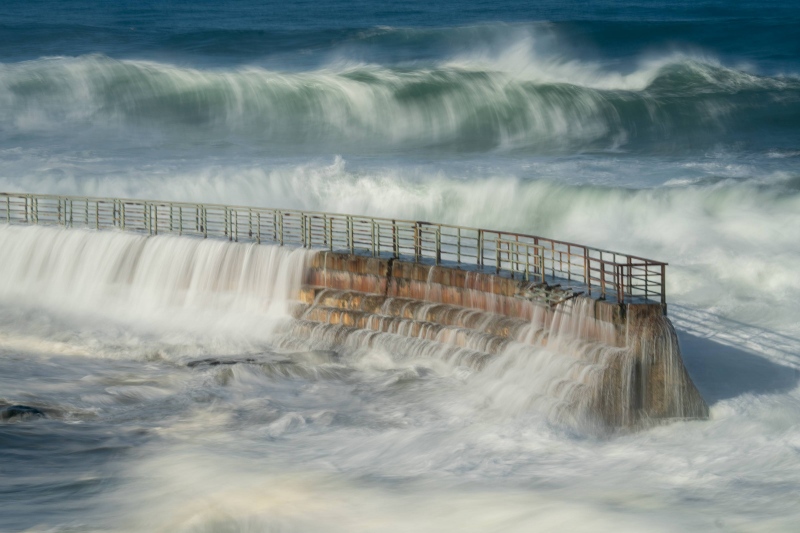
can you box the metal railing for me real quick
[0,192,667,305]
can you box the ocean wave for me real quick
[4,156,800,334]
[1,54,798,153]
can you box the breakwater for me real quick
[0,192,708,429]
[293,253,707,428]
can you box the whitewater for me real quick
[2,1,800,532]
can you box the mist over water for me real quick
[2,1,800,532]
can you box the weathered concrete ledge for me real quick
[297,251,709,429]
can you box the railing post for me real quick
[348,216,354,253]
[600,261,606,300]
[509,242,515,279]
[179,206,183,235]
[661,264,666,308]
[375,221,380,256]
[566,244,571,281]
[512,242,519,279]
[627,257,632,298]
[371,219,377,257]
[538,246,545,283]
[328,216,333,251]
[392,220,398,258]
[478,230,483,267]
[256,212,261,244]
[435,226,441,265]
[584,249,590,296]
[524,244,529,282]
[456,227,461,264]
[234,209,238,242]
[279,212,284,246]
[154,203,158,235]
[414,222,421,262]
[495,239,500,274]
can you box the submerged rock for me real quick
[1,405,47,422]
[187,358,258,368]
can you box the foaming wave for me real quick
[1,52,797,153]
[110,454,685,533]
[17,156,800,334]
[95,375,800,533]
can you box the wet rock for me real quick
[1,405,47,421]
[187,358,258,368]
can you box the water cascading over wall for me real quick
[292,252,709,429]
[0,225,313,326]
[0,224,708,430]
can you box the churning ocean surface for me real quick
[2,1,800,531]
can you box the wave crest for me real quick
[1,54,798,152]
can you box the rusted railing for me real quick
[0,192,667,305]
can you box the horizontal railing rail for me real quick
[0,192,667,305]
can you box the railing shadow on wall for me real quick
[1,192,667,307]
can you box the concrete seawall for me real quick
[0,192,707,430]
[295,252,709,429]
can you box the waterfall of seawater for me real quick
[0,225,314,337]
[290,285,707,431]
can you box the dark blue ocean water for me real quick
[2,3,800,532]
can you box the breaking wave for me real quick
[2,53,798,152]
[5,155,799,335]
